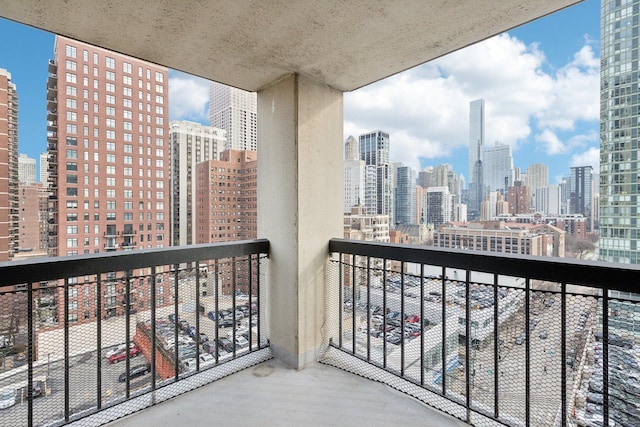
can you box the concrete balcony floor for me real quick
[107,359,467,427]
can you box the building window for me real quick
[65,45,77,58]
[106,57,115,69]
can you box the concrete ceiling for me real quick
[0,0,580,92]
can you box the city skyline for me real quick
[0,1,599,185]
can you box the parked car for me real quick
[207,311,218,321]
[178,320,190,332]
[118,364,150,382]
[539,330,548,339]
[0,387,16,409]
[177,344,197,360]
[202,341,220,355]
[217,337,234,352]
[168,313,176,323]
[200,353,215,365]
[105,343,136,359]
[235,336,249,348]
[198,333,209,343]
[404,314,420,323]
[17,381,43,399]
[515,332,526,345]
[109,346,141,364]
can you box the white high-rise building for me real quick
[170,120,226,246]
[344,135,358,161]
[483,142,513,194]
[526,163,548,208]
[344,135,366,213]
[18,153,36,184]
[209,82,257,151]
[39,152,48,185]
[536,185,561,215]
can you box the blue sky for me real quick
[1,1,601,184]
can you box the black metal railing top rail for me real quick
[0,239,270,288]
[329,238,640,294]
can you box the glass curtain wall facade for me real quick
[600,0,640,264]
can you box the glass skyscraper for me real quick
[359,131,393,224]
[600,0,640,264]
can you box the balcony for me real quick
[1,239,639,426]
[0,1,602,426]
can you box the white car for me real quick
[235,336,249,348]
[0,387,16,410]
[199,353,215,366]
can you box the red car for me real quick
[404,314,420,323]
[109,346,140,363]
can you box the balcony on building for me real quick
[2,2,637,427]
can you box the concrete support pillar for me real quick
[257,74,343,369]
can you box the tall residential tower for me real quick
[600,0,639,263]
[0,68,19,261]
[209,82,257,152]
[170,120,226,246]
[359,130,393,224]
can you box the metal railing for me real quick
[0,239,270,427]
[326,238,640,427]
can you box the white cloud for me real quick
[344,33,599,173]
[535,129,566,155]
[169,72,210,122]
[570,147,600,171]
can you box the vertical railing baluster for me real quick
[561,282,567,427]
[173,264,180,379]
[64,277,70,422]
[248,255,253,351]
[125,271,131,399]
[420,263,425,387]
[151,266,157,391]
[602,289,609,426]
[214,259,220,363]
[352,255,356,355]
[96,275,102,409]
[27,281,34,427]
[465,270,471,422]
[338,253,343,348]
[493,273,499,420]
[400,262,405,377]
[382,258,387,369]
[441,266,446,395]
[195,263,200,370]
[232,257,237,358]
[525,278,531,427]
[366,256,371,362]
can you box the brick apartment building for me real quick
[195,149,257,293]
[46,36,170,323]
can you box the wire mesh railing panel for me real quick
[326,239,640,427]
[0,240,269,427]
